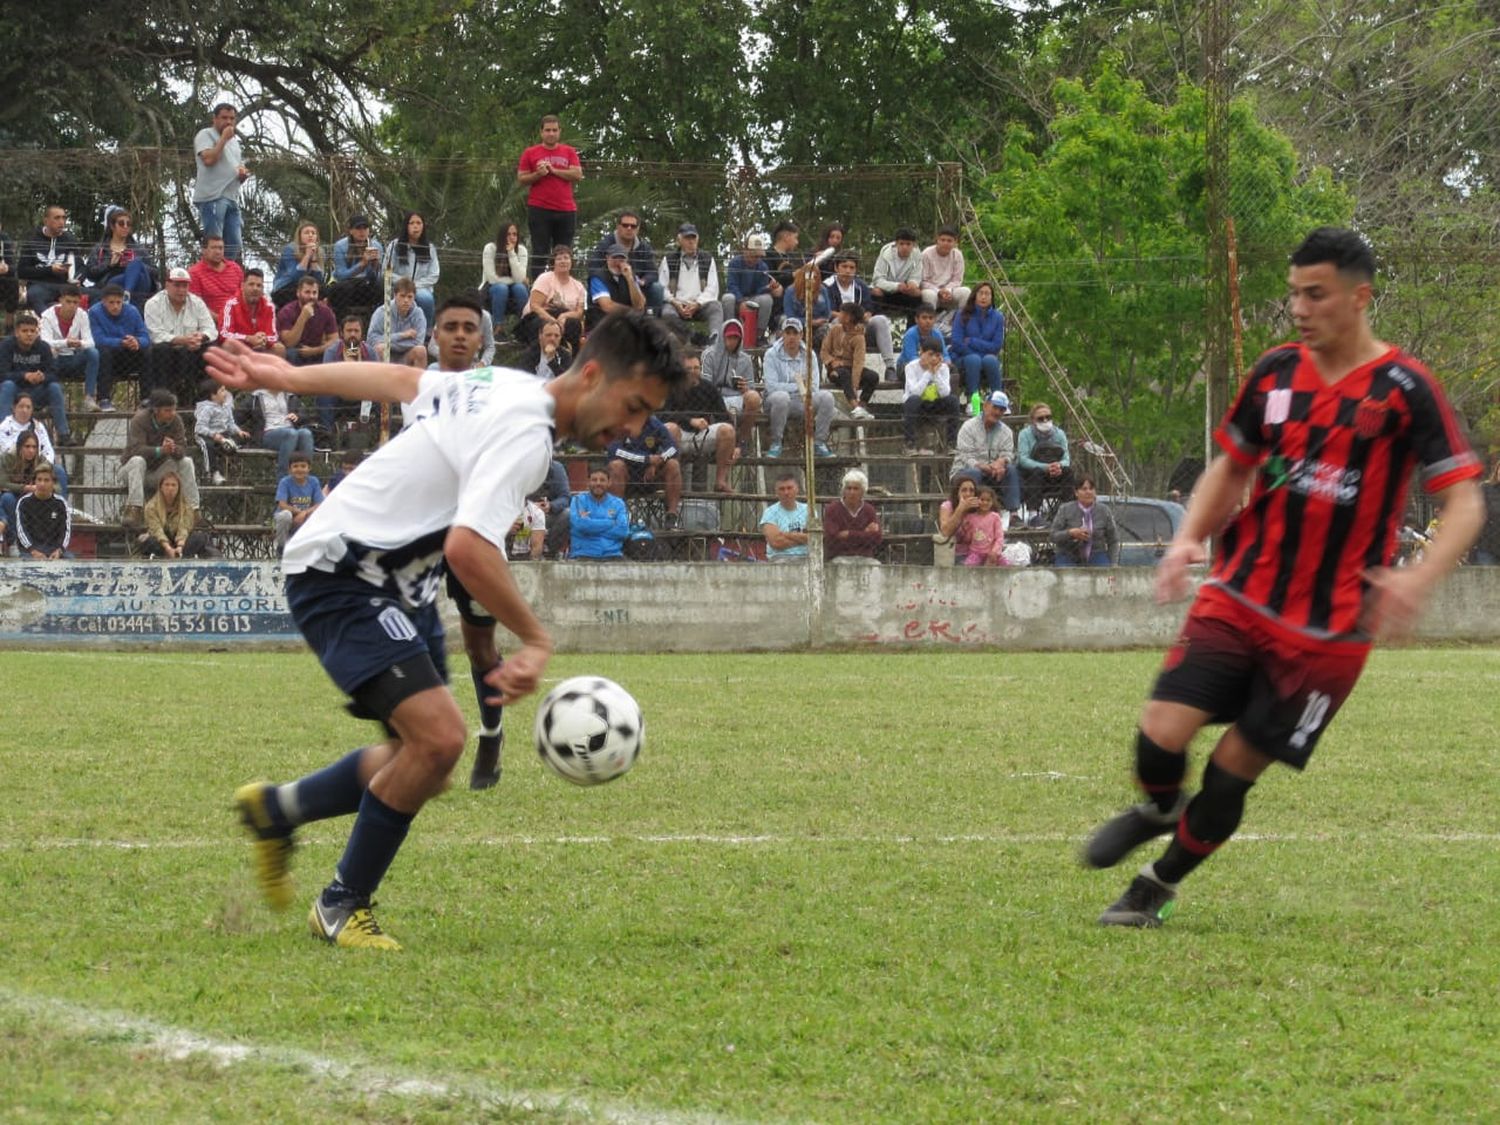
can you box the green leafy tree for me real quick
[975,62,1349,481]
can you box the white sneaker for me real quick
[83,395,99,412]
[211,471,227,485]
[849,405,874,420]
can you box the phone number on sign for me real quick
[63,614,258,635]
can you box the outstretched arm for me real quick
[205,338,422,403]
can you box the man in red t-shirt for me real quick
[515,114,582,281]
[1083,227,1484,928]
[188,235,245,326]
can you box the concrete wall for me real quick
[5,558,1500,650]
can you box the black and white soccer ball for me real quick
[533,676,644,786]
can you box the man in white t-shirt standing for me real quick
[212,310,685,951]
[193,101,250,262]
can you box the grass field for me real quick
[2,647,1498,1123]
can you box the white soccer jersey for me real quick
[281,365,556,609]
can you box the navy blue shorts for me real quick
[286,570,448,719]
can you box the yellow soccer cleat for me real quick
[233,782,296,912]
[308,897,402,951]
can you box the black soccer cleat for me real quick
[469,731,504,790]
[1082,795,1187,869]
[1098,868,1177,928]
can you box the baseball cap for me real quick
[987,391,1011,411]
[348,214,370,228]
[746,234,768,251]
[677,223,698,236]
[606,242,628,258]
[723,321,743,338]
[167,267,191,282]
[782,317,803,332]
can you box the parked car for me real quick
[1099,495,1187,566]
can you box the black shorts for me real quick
[1151,591,1369,769]
[286,569,448,723]
[445,567,493,627]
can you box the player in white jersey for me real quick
[420,294,513,789]
[211,310,685,949]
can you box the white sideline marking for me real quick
[0,988,754,1125]
[7,830,1500,852]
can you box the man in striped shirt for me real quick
[1084,227,1483,928]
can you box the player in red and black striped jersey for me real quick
[1084,227,1484,928]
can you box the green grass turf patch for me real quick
[1,648,1497,1121]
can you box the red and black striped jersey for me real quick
[1209,342,1480,644]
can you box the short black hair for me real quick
[243,268,264,280]
[1290,226,1376,282]
[835,250,858,267]
[147,388,177,409]
[936,224,960,239]
[198,377,220,398]
[435,293,484,322]
[839,301,865,323]
[201,233,224,247]
[14,313,38,328]
[288,452,311,467]
[894,227,918,242]
[102,283,126,297]
[575,310,687,390]
[919,340,943,356]
[60,283,81,299]
[340,314,363,329]
[772,220,799,238]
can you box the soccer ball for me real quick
[533,676,644,786]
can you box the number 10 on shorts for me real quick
[1288,691,1331,751]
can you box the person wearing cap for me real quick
[700,318,761,453]
[950,281,1005,404]
[659,223,724,344]
[330,214,384,322]
[144,267,218,400]
[516,114,582,281]
[950,390,1021,514]
[761,317,835,459]
[724,234,776,344]
[586,242,645,330]
[193,101,250,262]
[588,212,661,312]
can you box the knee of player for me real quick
[409,723,467,774]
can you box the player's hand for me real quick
[485,642,551,705]
[205,338,299,393]
[1155,539,1206,604]
[1359,566,1431,640]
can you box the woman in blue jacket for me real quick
[950,281,1005,402]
